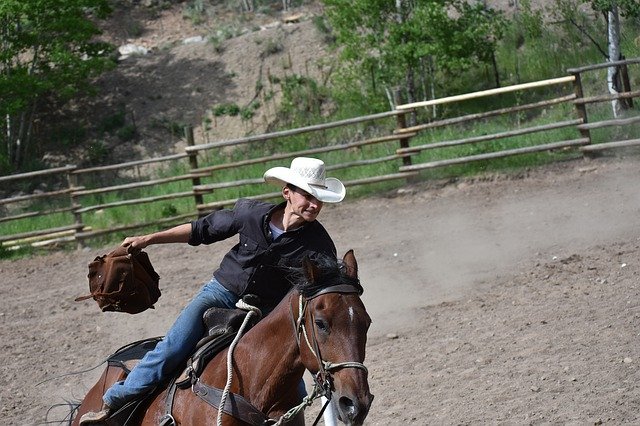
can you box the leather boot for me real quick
[78,403,113,425]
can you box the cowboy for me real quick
[80,157,346,424]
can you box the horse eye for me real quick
[315,319,329,333]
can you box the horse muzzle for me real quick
[335,391,374,426]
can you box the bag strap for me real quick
[74,294,94,302]
[110,243,134,257]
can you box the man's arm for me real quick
[122,223,192,250]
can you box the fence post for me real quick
[394,89,416,183]
[394,89,413,166]
[185,126,204,216]
[620,58,633,109]
[569,71,592,155]
[66,168,85,249]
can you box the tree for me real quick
[554,0,640,116]
[591,0,640,116]
[0,0,114,172]
[322,0,506,117]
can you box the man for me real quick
[80,157,345,424]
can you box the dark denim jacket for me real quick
[189,198,336,303]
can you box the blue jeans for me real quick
[103,278,239,408]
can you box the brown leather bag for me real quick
[75,245,161,314]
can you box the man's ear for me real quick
[282,185,291,200]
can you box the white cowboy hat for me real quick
[263,157,346,203]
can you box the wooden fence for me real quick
[2,57,639,250]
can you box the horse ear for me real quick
[302,255,321,284]
[342,249,358,279]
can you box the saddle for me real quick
[100,301,262,424]
[109,305,261,379]
[175,303,261,387]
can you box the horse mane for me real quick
[286,254,363,298]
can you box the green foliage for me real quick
[312,15,335,43]
[548,0,640,62]
[309,13,328,33]
[50,124,87,148]
[150,116,187,137]
[240,101,260,121]
[320,0,640,112]
[0,244,10,259]
[323,0,506,101]
[0,0,115,172]
[210,37,225,53]
[87,140,109,164]
[514,0,545,40]
[276,74,329,127]
[183,0,207,25]
[123,17,144,38]
[590,0,640,17]
[212,103,241,117]
[0,244,35,260]
[98,109,137,142]
[99,111,126,133]
[116,124,137,142]
[211,101,260,121]
[208,24,245,52]
[551,1,606,51]
[260,37,284,57]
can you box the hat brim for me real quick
[264,167,346,203]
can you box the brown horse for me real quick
[72,250,373,425]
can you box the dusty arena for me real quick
[2,155,639,425]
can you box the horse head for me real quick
[294,250,373,425]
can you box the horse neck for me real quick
[202,292,305,414]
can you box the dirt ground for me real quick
[2,153,640,425]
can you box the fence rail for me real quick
[2,57,640,250]
[399,138,590,172]
[0,165,76,182]
[396,76,576,110]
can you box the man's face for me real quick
[284,186,324,222]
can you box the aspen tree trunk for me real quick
[607,3,622,117]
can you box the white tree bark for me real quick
[607,3,622,117]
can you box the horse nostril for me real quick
[338,396,359,420]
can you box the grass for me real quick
[2,9,640,256]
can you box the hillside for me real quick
[48,1,333,167]
[47,0,524,168]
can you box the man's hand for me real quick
[122,235,150,250]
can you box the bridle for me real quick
[281,284,369,425]
[295,285,369,382]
